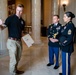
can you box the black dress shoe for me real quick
[54,66,59,69]
[16,70,24,74]
[59,73,62,75]
[47,63,54,66]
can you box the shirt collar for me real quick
[54,23,58,26]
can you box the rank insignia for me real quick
[68,29,72,35]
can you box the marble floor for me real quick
[0,37,76,75]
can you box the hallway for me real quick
[0,37,76,75]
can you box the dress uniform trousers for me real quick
[62,51,71,75]
[49,46,59,66]
[7,39,22,75]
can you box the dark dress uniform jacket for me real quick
[59,21,75,53]
[48,23,62,47]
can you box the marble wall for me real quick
[16,0,76,27]
[43,0,52,26]
[0,0,8,51]
[59,0,76,27]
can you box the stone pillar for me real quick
[43,0,52,26]
[0,0,8,52]
[52,0,59,15]
[32,0,41,44]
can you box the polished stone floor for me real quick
[0,37,76,75]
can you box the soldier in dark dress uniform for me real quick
[47,15,62,69]
[59,11,75,75]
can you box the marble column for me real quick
[0,0,8,52]
[32,0,41,44]
[52,0,60,15]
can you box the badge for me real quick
[68,29,72,35]
[64,26,66,29]
[56,26,60,31]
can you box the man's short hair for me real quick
[17,4,24,8]
[53,15,59,18]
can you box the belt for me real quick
[8,37,21,41]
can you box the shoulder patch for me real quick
[68,29,72,35]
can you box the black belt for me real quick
[9,37,21,41]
